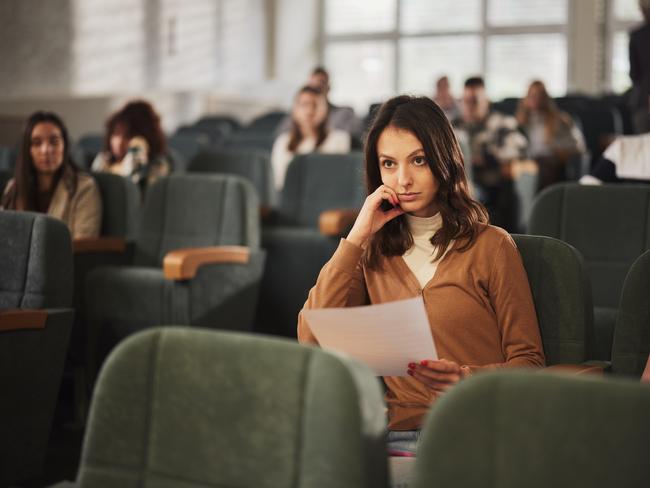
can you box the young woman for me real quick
[270,85,350,190]
[298,96,545,454]
[516,80,585,188]
[2,111,102,239]
[92,100,171,191]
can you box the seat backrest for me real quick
[220,130,277,153]
[611,250,650,377]
[168,133,209,167]
[77,327,387,488]
[0,211,73,308]
[133,174,260,267]
[279,152,366,227]
[247,110,288,133]
[512,235,592,365]
[188,149,277,206]
[414,371,650,488]
[528,183,650,310]
[91,172,140,239]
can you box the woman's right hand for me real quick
[347,185,404,248]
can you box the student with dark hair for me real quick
[454,76,528,230]
[432,75,460,122]
[516,80,585,188]
[270,85,350,189]
[1,111,102,238]
[92,100,171,191]
[298,96,544,455]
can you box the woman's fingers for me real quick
[406,358,463,392]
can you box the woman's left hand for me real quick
[407,359,470,395]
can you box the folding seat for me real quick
[220,129,277,153]
[187,148,278,208]
[528,183,650,362]
[512,235,594,368]
[168,133,210,170]
[84,174,265,378]
[0,168,11,193]
[610,250,650,377]
[0,144,16,170]
[70,327,387,488]
[195,114,242,134]
[73,133,104,169]
[255,153,365,337]
[413,371,650,488]
[0,211,74,485]
[247,110,288,133]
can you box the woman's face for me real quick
[377,126,439,218]
[30,122,65,175]
[292,91,328,131]
[525,84,544,111]
[109,123,130,160]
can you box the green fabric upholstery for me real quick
[0,211,73,308]
[91,172,140,239]
[134,174,260,267]
[611,250,650,377]
[187,149,278,206]
[414,371,650,488]
[0,211,74,485]
[256,153,365,337]
[528,183,650,360]
[76,328,387,488]
[85,174,265,375]
[512,235,592,365]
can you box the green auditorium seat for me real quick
[512,235,593,366]
[413,371,650,488]
[247,110,288,133]
[0,211,74,486]
[528,183,650,362]
[72,327,387,488]
[187,148,278,207]
[73,133,104,169]
[255,152,365,337]
[84,174,265,379]
[610,250,650,377]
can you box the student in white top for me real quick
[270,85,351,190]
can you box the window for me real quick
[321,0,569,113]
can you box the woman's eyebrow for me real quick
[378,148,424,160]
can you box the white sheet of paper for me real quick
[302,296,437,376]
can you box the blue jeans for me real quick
[386,430,420,456]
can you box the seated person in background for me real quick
[454,76,528,231]
[432,75,460,123]
[629,0,650,134]
[579,129,650,185]
[92,100,171,191]
[516,80,586,189]
[1,111,102,238]
[298,96,545,456]
[278,66,362,137]
[271,85,351,190]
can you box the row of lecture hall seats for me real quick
[1,206,649,487]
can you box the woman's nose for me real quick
[397,165,413,187]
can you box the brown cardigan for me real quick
[298,224,545,430]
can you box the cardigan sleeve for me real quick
[466,233,546,371]
[297,238,369,345]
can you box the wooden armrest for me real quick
[163,246,251,281]
[73,237,127,254]
[0,309,47,331]
[319,209,359,237]
[544,363,605,375]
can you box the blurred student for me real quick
[270,85,351,190]
[92,100,171,191]
[454,76,528,231]
[432,76,460,122]
[516,80,586,188]
[1,111,102,238]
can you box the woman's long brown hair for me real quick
[104,100,167,162]
[287,86,328,152]
[363,95,489,270]
[2,111,78,211]
[516,80,566,143]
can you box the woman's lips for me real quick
[398,193,419,202]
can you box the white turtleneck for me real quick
[403,212,451,289]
